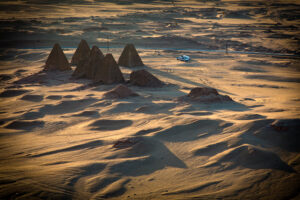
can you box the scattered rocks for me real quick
[104,84,138,99]
[118,44,144,67]
[44,43,71,71]
[113,137,140,149]
[130,69,164,87]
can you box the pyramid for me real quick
[94,53,124,84]
[72,59,88,78]
[72,45,104,79]
[44,43,71,71]
[118,44,144,67]
[71,39,90,66]
[85,46,104,79]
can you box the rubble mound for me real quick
[104,84,138,99]
[179,87,233,102]
[130,69,164,87]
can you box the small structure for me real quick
[104,84,138,99]
[118,44,144,67]
[130,69,164,87]
[94,54,125,84]
[179,87,233,102]
[71,39,90,66]
[44,43,71,71]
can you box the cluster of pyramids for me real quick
[44,39,146,84]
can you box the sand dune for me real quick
[0,0,300,199]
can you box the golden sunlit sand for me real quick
[0,0,300,199]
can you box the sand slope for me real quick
[0,0,300,199]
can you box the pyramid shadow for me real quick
[108,136,187,176]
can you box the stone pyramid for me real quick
[118,44,144,67]
[85,46,105,79]
[44,43,71,71]
[94,53,124,84]
[71,39,90,66]
[72,45,104,79]
[72,59,88,78]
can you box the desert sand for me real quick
[0,0,300,199]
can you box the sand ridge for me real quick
[0,0,300,199]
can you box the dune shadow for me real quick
[153,119,233,142]
[20,94,44,102]
[205,144,295,172]
[38,98,98,115]
[89,119,132,131]
[5,120,44,131]
[0,89,31,98]
[31,140,103,158]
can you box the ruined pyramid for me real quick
[85,46,105,79]
[44,43,71,71]
[94,53,124,84]
[118,44,144,67]
[72,45,104,79]
[71,39,90,66]
[71,59,88,78]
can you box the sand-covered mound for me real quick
[179,87,233,102]
[130,69,164,87]
[104,84,138,99]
